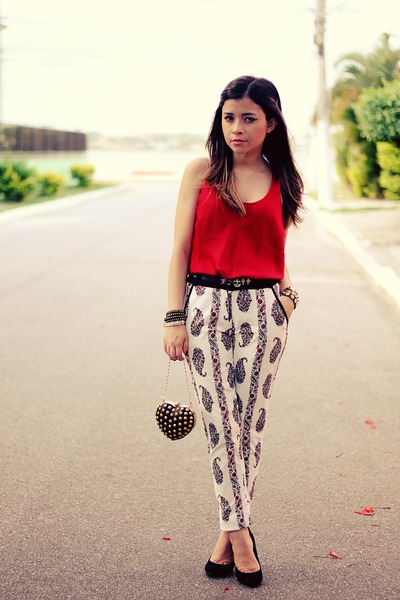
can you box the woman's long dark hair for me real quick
[205,75,304,227]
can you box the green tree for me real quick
[330,33,400,198]
[332,33,400,122]
[355,80,400,145]
[354,81,400,200]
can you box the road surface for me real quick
[1,184,399,599]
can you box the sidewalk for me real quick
[307,197,400,312]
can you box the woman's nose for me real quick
[232,119,243,134]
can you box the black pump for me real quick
[235,528,263,588]
[205,558,235,578]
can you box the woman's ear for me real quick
[266,119,277,133]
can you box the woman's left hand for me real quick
[279,295,295,321]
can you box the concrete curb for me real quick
[0,184,130,224]
[309,201,400,311]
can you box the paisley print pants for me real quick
[186,283,288,531]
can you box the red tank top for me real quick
[189,179,285,279]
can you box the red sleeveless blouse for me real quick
[188,179,285,280]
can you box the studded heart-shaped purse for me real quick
[155,359,197,441]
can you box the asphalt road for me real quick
[1,184,399,600]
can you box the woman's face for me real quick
[221,97,273,156]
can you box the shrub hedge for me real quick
[38,172,66,197]
[376,142,400,200]
[0,162,37,202]
[70,164,95,187]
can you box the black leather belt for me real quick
[187,273,278,291]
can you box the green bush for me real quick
[356,80,400,144]
[346,141,381,198]
[38,172,66,197]
[70,164,95,187]
[376,141,400,199]
[376,141,400,171]
[333,108,366,188]
[0,162,36,202]
[335,139,350,184]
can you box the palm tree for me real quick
[331,33,400,122]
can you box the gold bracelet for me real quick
[280,286,299,309]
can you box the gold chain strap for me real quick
[162,359,193,409]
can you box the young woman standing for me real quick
[163,75,303,588]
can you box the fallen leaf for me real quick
[223,586,230,592]
[162,537,171,541]
[329,551,342,559]
[365,419,373,425]
[354,507,375,516]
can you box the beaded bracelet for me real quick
[165,316,185,322]
[164,309,186,325]
[280,286,299,309]
[164,320,186,328]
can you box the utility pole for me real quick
[314,0,332,207]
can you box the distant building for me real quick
[0,125,86,153]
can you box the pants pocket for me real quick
[272,286,289,326]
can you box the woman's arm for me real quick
[278,228,297,320]
[163,157,208,360]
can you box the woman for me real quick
[163,75,303,588]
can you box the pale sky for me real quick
[1,0,399,138]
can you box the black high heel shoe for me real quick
[205,558,235,578]
[235,528,263,588]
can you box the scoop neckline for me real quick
[242,178,276,205]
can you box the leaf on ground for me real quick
[223,586,230,592]
[354,507,375,516]
[315,551,343,560]
[365,419,377,428]
[162,537,171,541]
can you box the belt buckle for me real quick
[233,278,251,288]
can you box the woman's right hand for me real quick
[163,325,189,361]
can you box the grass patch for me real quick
[0,181,119,213]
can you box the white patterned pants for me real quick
[186,283,288,531]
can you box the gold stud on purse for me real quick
[155,359,197,441]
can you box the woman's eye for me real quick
[224,115,234,121]
[245,117,256,123]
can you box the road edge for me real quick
[309,202,400,311]
[0,184,130,224]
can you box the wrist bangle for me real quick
[164,309,186,324]
[280,286,299,309]
[164,320,186,328]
